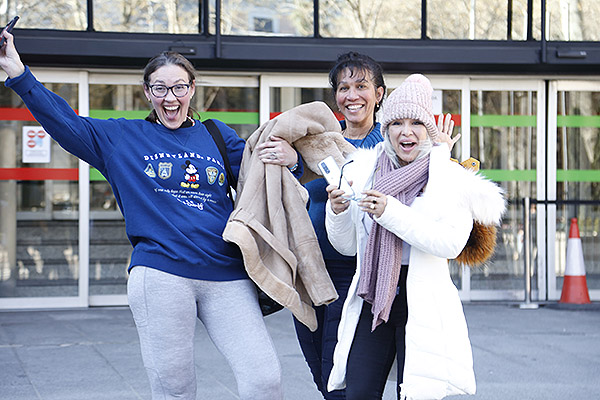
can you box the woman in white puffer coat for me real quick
[324,74,505,400]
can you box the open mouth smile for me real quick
[346,104,364,111]
[400,141,417,150]
[163,105,180,119]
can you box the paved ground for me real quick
[0,302,599,400]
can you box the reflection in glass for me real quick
[3,0,87,30]
[511,0,542,40]
[216,0,312,36]
[94,0,200,33]
[555,90,600,292]
[547,0,600,41]
[89,219,130,295]
[193,85,259,139]
[440,90,462,160]
[90,84,147,111]
[269,87,334,114]
[0,82,80,298]
[470,89,537,290]
[428,0,506,40]
[320,0,420,38]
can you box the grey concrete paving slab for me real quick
[0,303,598,400]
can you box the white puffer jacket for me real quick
[325,143,505,399]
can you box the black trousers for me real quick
[293,259,354,399]
[345,266,409,400]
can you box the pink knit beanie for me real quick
[380,74,438,141]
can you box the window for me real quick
[320,0,421,39]
[7,0,87,30]
[94,0,200,33]
[217,0,309,36]
[547,0,600,41]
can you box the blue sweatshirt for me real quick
[305,121,383,261]
[7,67,248,281]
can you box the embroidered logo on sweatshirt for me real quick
[181,160,200,189]
[158,162,173,179]
[206,167,218,185]
[144,163,156,178]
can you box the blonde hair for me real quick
[383,125,433,168]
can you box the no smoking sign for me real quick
[22,126,51,163]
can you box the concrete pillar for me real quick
[0,125,17,293]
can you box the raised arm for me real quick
[0,30,25,78]
[2,31,120,170]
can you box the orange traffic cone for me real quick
[559,218,591,304]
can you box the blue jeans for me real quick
[345,266,409,400]
[293,259,355,400]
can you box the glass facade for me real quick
[0,82,80,298]
[547,0,600,41]
[428,0,508,40]
[94,0,201,33]
[3,0,596,42]
[216,0,311,36]
[319,0,421,39]
[8,1,87,30]
[192,84,260,139]
[1,71,600,306]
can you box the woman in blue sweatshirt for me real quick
[0,30,297,400]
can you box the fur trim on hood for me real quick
[453,166,506,266]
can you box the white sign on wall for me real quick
[432,90,443,115]
[22,126,51,163]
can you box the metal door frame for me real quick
[547,79,600,301]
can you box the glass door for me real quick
[468,79,546,301]
[548,81,600,301]
[0,69,88,308]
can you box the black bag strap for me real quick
[202,119,237,202]
[204,119,283,316]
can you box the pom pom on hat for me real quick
[380,74,439,141]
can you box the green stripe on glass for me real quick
[89,110,149,119]
[557,170,600,182]
[201,112,259,125]
[557,115,600,128]
[471,115,536,127]
[91,168,598,183]
[478,169,600,182]
[479,169,536,182]
[89,110,259,125]
[90,168,107,181]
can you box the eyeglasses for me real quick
[339,159,354,190]
[339,159,360,201]
[147,82,192,98]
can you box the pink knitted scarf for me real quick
[358,152,430,331]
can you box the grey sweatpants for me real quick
[127,266,283,400]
